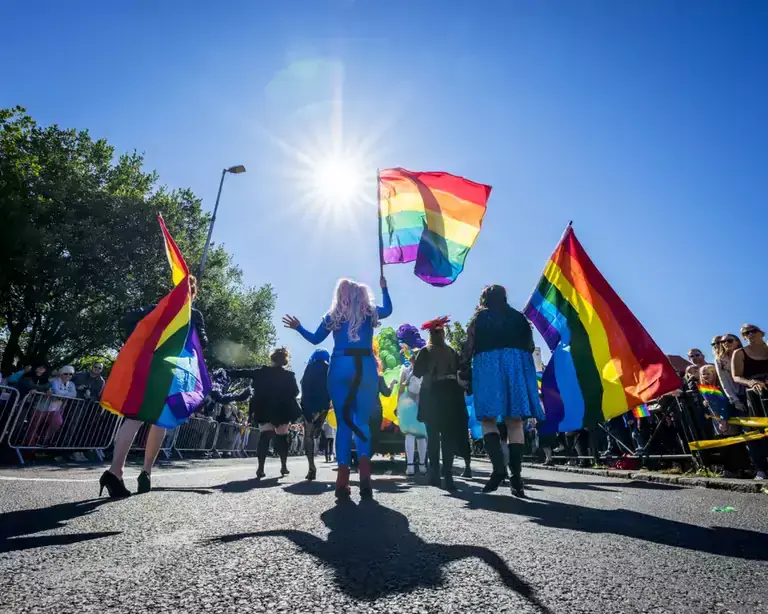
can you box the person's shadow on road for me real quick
[205,500,552,612]
[451,483,768,561]
[0,498,120,554]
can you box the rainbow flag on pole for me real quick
[379,168,491,286]
[632,404,651,419]
[523,224,681,434]
[697,383,729,420]
[101,216,211,428]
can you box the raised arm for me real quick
[377,278,392,320]
[282,315,331,345]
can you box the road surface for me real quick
[1,457,766,613]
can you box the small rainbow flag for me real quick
[697,383,729,420]
[101,216,211,428]
[524,224,682,434]
[379,168,491,286]
[632,404,651,419]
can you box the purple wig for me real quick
[397,323,426,349]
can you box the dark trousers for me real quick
[426,422,454,476]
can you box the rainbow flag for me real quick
[524,224,681,434]
[379,168,491,286]
[632,404,651,419]
[697,383,729,420]
[101,216,211,429]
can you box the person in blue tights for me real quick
[283,276,392,501]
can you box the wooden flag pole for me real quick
[377,168,384,279]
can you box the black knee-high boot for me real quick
[305,428,317,481]
[275,434,290,476]
[256,430,274,477]
[483,432,507,493]
[508,443,525,497]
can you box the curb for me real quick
[521,462,768,494]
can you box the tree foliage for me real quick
[0,106,275,373]
[445,320,468,356]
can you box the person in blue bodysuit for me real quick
[300,348,332,481]
[283,276,392,501]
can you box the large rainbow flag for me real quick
[379,168,491,286]
[101,216,211,429]
[524,224,681,433]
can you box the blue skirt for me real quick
[472,348,545,421]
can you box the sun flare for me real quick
[310,154,368,209]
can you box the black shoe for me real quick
[137,471,151,494]
[482,472,506,493]
[335,486,351,502]
[428,468,441,487]
[256,466,266,479]
[510,474,525,498]
[443,475,457,491]
[280,466,290,477]
[99,470,131,498]
[360,484,374,501]
[461,466,472,479]
[305,467,317,481]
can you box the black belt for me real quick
[339,348,372,442]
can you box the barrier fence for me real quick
[5,391,122,464]
[1,385,766,472]
[172,415,219,459]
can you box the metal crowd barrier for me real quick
[130,422,177,460]
[5,391,121,464]
[0,385,21,447]
[172,415,219,459]
[242,426,260,456]
[212,422,246,456]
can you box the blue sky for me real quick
[3,1,767,371]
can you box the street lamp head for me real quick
[227,165,246,174]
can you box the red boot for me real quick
[359,456,373,501]
[335,465,351,501]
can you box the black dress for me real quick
[228,366,301,426]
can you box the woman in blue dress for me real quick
[283,276,392,501]
[461,284,544,497]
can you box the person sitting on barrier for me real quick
[228,347,301,479]
[300,348,332,481]
[100,276,209,498]
[283,276,392,502]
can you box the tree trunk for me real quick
[1,322,24,375]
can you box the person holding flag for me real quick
[99,217,211,498]
[283,276,392,502]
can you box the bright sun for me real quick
[310,154,368,209]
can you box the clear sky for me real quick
[3,1,767,371]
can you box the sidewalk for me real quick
[521,461,768,494]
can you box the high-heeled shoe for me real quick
[482,472,506,493]
[99,470,131,498]
[305,467,317,481]
[280,466,290,476]
[137,470,151,494]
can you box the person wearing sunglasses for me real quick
[732,325,768,398]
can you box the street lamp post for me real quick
[198,164,246,283]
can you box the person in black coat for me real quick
[228,347,301,479]
[413,317,468,491]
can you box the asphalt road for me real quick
[1,457,767,614]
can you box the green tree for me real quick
[0,106,275,372]
[445,320,468,355]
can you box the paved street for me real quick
[1,458,767,614]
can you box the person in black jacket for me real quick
[228,347,301,479]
